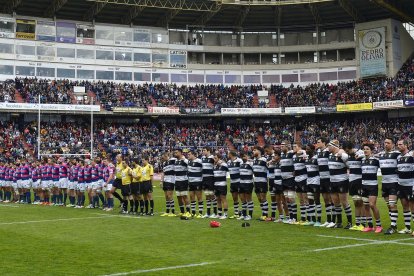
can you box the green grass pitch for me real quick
[1,180,414,276]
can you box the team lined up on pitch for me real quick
[0,137,413,237]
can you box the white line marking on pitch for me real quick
[313,235,414,252]
[0,215,121,226]
[101,262,216,276]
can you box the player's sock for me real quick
[316,204,322,222]
[206,199,211,215]
[326,203,332,222]
[140,200,144,213]
[344,204,352,223]
[63,193,68,205]
[376,219,381,227]
[404,211,411,230]
[165,200,170,213]
[390,210,398,228]
[170,200,175,214]
[129,200,134,212]
[144,200,149,214]
[179,205,185,214]
[224,208,228,216]
[262,201,268,217]
[300,204,306,221]
[98,194,105,206]
[335,206,342,224]
[191,201,196,215]
[218,208,222,217]
[150,200,154,213]
[367,216,373,228]
[271,202,277,218]
[292,203,298,221]
[26,191,31,204]
[242,201,247,217]
[248,201,254,217]
[234,202,239,216]
[198,201,204,215]
[212,198,217,214]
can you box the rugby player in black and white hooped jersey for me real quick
[271,149,289,222]
[280,141,296,224]
[187,150,204,218]
[343,141,365,231]
[174,149,191,218]
[315,137,334,227]
[304,144,321,226]
[379,138,400,235]
[252,146,269,221]
[227,151,242,219]
[264,145,278,221]
[201,147,217,218]
[293,142,308,225]
[327,140,352,228]
[360,142,382,233]
[238,152,254,221]
[213,152,229,220]
[395,139,414,234]
[160,152,176,217]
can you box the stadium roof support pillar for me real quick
[3,0,22,14]
[372,0,414,23]
[83,1,107,22]
[309,4,321,26]
[44,0,68,18]
[337,0,364,22]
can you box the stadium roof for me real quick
[2,0,414,31]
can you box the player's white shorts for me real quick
[16,180,22,189]
[41,180,50,190]
[12,181,18,190]
[59,178,68,189]
[68,181,76,190]
[20,179,31,189]
[105,183,113,192]
[3,180,10,187]
[77,183,86,192]
[0,180,4,187]
[32,180,41,189]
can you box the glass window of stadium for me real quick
[57,68,75,78]
[0,43,14,54]
[16,45,35,55]
[96,29,113,40]
[134,52,150,63]
[0,65,13,75]
[37,67,55,77]
[0,21,14,33]
[96,70,114,80]
[134,72,151,82]
[115,31,133,42]
[15,66,35,76]
[77,69,94,79]
[152,73,168,82]
[115,71,132,81]
[57,47,75,58]
[77,49,94,59]
[37,45,55,57]
[96,50,114,60]
[115,51,132,61]
[133,31,150,43]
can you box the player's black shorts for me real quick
[349,179,362,196]
[214,185,227,196]
[271,184,284,195]
[141,180,153,194]
[239,183,253,194]
[230,182,240,193]
[202,177,214,191]
[120,184,132,196]
[131,182,140,195]
[113,178,122,189]
[331,180,349,193]
[189,181,202,191]
[176,180,189,192]
[397,185,414,201]
[295,180,307,193]
[361,184,378,197]
[382,182,398,198]
[254,182,268,194]
[307,184,320,194]
[320,178,331,193]
[162,181,174,191]
[282,178,295,190]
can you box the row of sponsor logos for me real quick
[0,100,412,114]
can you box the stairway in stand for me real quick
[268,94,277,108]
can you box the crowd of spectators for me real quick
[15,78,72,104]
[0,116,410,164]
[0,80,15,102]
